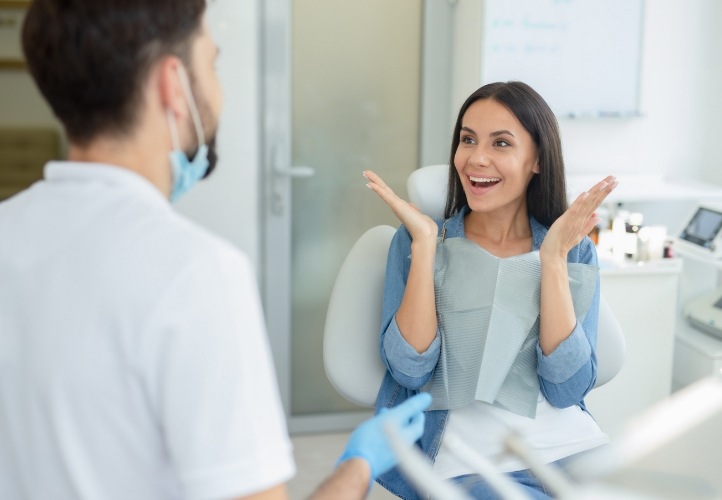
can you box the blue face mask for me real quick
[167,65,210,202]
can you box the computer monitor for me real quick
[677,203,722,259]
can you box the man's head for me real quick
[22,0,222,200]
[22,0,213,145]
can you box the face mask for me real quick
[167,65,210,202]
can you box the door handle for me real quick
[274,164,315,177]
[271,144,315,178]
[269,145,316,215]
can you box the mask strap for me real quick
[175,64,206,146]
[166,109,181,150]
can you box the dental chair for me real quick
[323,164,626,408]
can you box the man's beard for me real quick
[204,134,218,178]
[186,133,218,179]
[185,78,219,179]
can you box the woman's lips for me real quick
[468,175,501,194]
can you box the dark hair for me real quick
[22,0,206,146]
[444,81,567,228]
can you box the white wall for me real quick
[175,0,261,268]
[449,0,722,183]
[696,0,722,186]
[559,0,720,180]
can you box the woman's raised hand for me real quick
[541,175,618,260]
[363,170,438,243]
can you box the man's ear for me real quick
[157,56,186,119]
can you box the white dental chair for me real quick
[323,164,626,408]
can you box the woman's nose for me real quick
[468,145,491,168]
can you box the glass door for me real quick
[261,0,422,432]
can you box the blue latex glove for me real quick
[337,392,432,481]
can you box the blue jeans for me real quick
[449,454,585,500]
[452,469,551,499]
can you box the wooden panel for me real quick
[0,127,60,199]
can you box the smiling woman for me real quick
[364,81,618,499]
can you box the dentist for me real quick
[0,1,430,499]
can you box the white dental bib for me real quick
[423,235,598,418]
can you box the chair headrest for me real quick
[407,164,448,219]
[323,225,397,407]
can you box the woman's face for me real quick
[454,98,539,217]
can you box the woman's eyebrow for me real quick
[460,126,516,138]
[490,129,515,137]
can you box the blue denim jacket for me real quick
[375,206,600,500]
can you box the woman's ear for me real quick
[532,159,540,174]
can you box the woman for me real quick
[364,81,617,499]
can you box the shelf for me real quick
[674,246,722,271]
[567,174,722,204]
[599,257,683,276]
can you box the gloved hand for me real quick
[337,392,432,481]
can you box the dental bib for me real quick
[423,235,598,418]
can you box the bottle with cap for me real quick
[624,212,644,259]
[612,209,629,262]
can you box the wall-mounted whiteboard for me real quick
[481,0,644,118]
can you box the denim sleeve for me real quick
[379,225,441,390]
[537,236,599,408]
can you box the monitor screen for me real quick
[714,295,722,311]
[680,207,722,248]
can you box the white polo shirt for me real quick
[0,162,295,500]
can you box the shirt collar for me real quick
[44,161,170,209]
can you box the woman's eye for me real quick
[461,136,476,145]
[494,139,510,147]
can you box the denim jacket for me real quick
[375,206,600,500]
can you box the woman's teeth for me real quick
[470,176,500,188]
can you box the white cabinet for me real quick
[585,258,683,437]
[672,250,722,391]
[569,174,722,437]
[674,324,722,390]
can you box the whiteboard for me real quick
[481,0,644,118]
